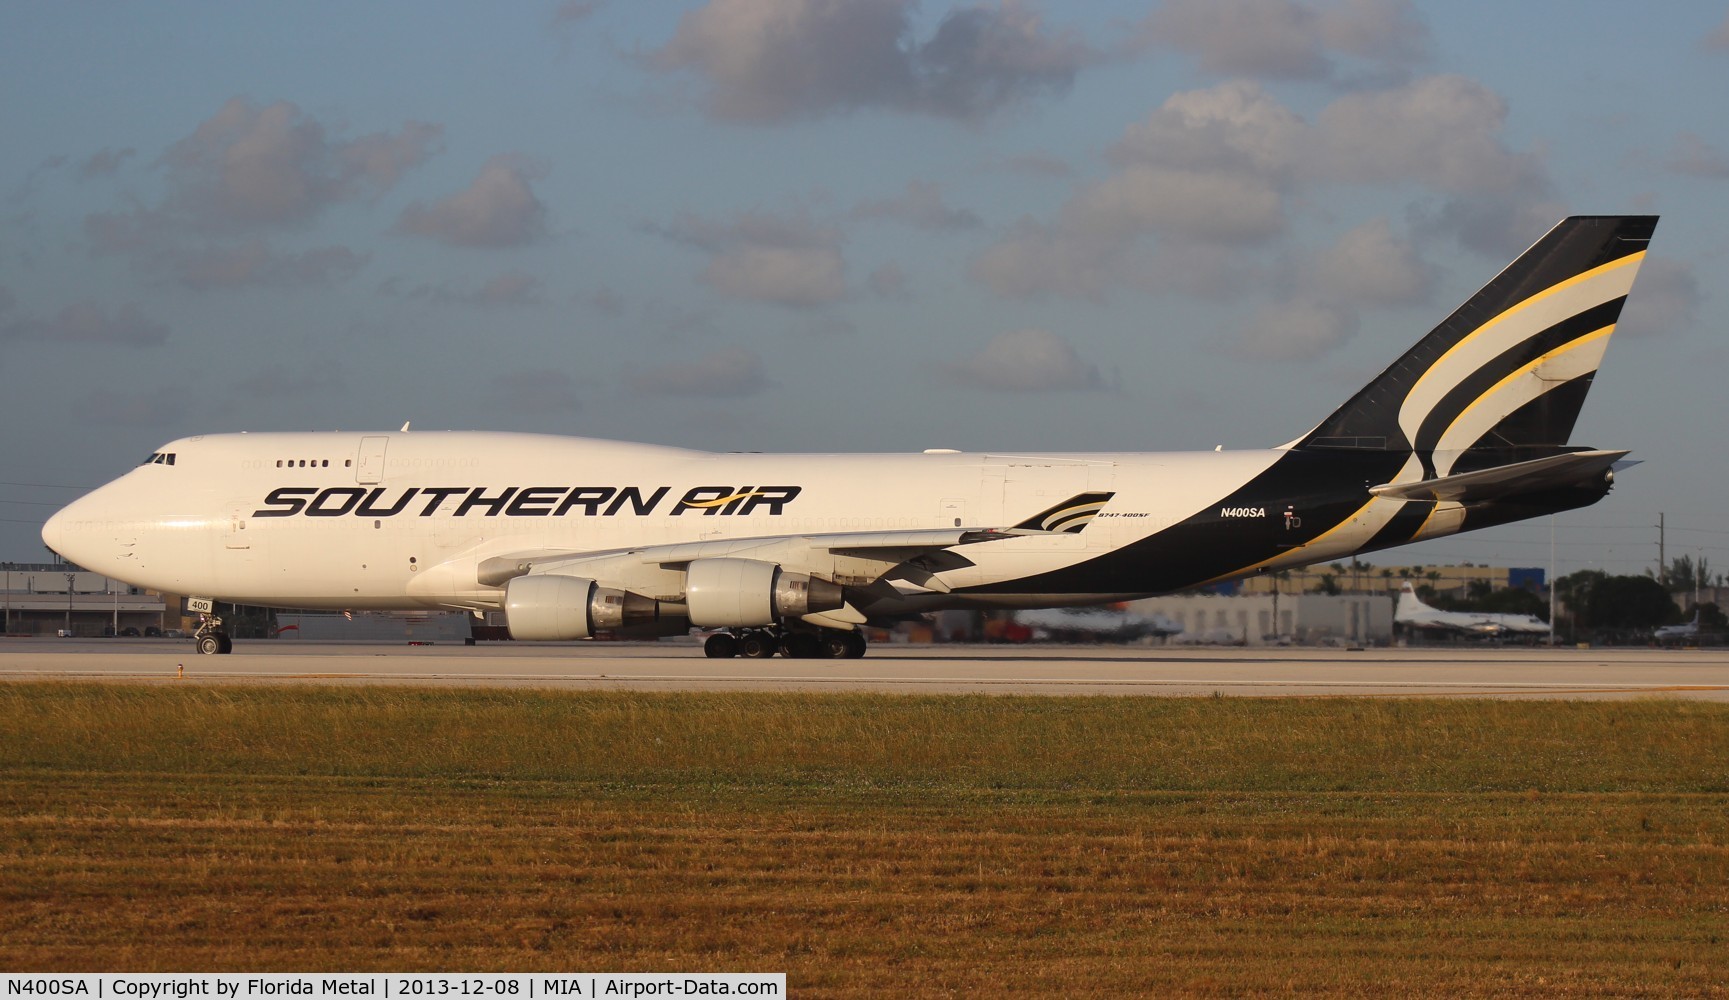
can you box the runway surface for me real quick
[2,637,1727,698]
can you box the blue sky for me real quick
[3,0,1726,580]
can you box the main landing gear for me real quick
[704,627,867,659]
[193,615,233,655]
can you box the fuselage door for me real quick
[356,436,389,485]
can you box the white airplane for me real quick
[1653,610,1701,643]
[42,216,1655,659]
[1394,582,1550,637]
[1013,607,1183,643]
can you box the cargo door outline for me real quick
[356,436,389,485]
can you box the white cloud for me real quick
[868,262,909,297]
[1412,196,1570,259]
[1233,298,1359,360]
[971,81,1298,297]
[338,121,447,192]
[77,147,135,180]
[1310,217,1433,306]
[854,180,982,230]
[970,220,1126,299]
[653,209,846,307]
[1140,0,1428,81]
[947,328,1104,391]
[630,347,770,397]
[1110,79,1303,177]
[1219,219,1429,361]
[651,0,1094,122]
[1313,75,1542,194]
[396,155,548,248]
[909,3,1095,119]
[1069,166,1285,244]
[163,97,442,231]
[550,1,602,28]
[1708,12,1729,50]
[76,99,438,291]
[972,73,1551,301]
[706,244,845,307]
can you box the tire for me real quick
[217,633,233,654]
[196,634,221,655]
[704,633,739,658]
[843,631,867,659]
[739,632,779,658]
[781,632,821,658]
[821,634,851,659]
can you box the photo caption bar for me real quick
[3,975,784,1000]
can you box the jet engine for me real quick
[504,574,662,640]
[683,558,845,627]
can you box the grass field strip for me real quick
[3,665,1727,699]
[4,686,1727,992]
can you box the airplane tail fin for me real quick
[1293,216,1657,478]
[1396,581,1427,617]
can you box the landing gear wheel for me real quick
[821,633,852,659]
[843,631,867,659]
[216,633,233,654]
[739,631,779,658]
[781,632,822,659]
[704,633,739,658]
[196,634,222,655]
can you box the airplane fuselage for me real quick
[48,430,1386,612]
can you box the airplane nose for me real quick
[41,506,68,558]
[41,493,106,569]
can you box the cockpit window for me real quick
[140,452,177,466]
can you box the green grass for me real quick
[2,685,1727,995]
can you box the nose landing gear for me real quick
[193,615,232,655]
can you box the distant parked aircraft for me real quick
[1395,582,1550,637]
[1014,607,1182,643]
[1652,611,1701,643]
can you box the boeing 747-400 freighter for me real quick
[43,216,1656,658]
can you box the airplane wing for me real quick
[1369,450,1627,503]
[475,491,1116,624]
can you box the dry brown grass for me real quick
[2,685,1726,996]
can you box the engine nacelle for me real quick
[504,574,660,640]
[684,558,845,627]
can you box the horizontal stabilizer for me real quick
[1369,449,1627,503]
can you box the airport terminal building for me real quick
[1125,592,1393,646]
[1,562,171,636]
